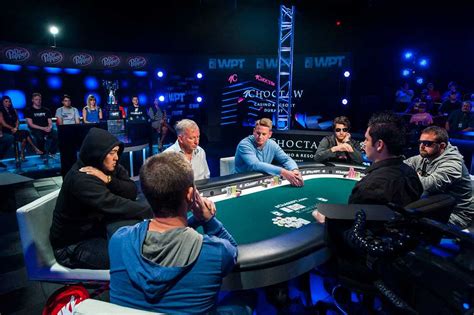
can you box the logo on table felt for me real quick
[4,47,31,61]
[100,55,121,67]
[71,53,94,66]
[127,56,147,68]
[39,50,64,64]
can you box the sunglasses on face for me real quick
[418,140,439,147]
[335,128,348,132]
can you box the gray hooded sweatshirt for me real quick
[404,143,473,228]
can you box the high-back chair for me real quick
[219,156,235,176]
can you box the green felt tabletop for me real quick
[214,177,357,244]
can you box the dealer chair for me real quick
[16,189,110,283]
[220,156,235,176]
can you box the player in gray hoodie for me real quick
[404,126,473,228]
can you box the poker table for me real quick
[195,162,365,290]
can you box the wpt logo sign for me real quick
[71,53,94,66]
[305,56,346,68]
[100,55,121,67]
[168,93,186,102]
[4,47,31,61]
[127,56,147,68]
[256,58,278,69]
[209,58,245,69]
[39,50,64,64]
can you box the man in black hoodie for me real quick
[50,127,152,269]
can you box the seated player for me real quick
[164,119,210,180]
[55,94,81,125]
[126,96,148,123]
[313,116,363,165]
[234,118,303,187]
[50,128,152,269]
[109,152,237,313]
[82,94,103,123]
[404,126,473,229]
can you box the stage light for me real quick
[44,67,62,74]
[0,64,21,72]
[133,71,147,77]
[402,69,411,77]
[419,58,428,67]
[336,20,342,26]
[416,77,424,85]
[343,71,351,78]
[196,96,203,103]
[84,76,99,90]
[157,71,164,78]
[64,68,81,74]
[404,51,413,59]
[4,90,26,109]
[138,93,148,104]
[196,72,203,79]
[158,95,165,102]
[47,76,62,90]
[342,98,348,105]
[49,25,59,48]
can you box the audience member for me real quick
[0,112,14,168]
[147,97,164,151]
[234,118,303,187]
[409,102,434,126]
[313,116,363,165]
[55,94,80,125]
[126,96,148,122]
[24,93,58,161]
[164,119,210,180]
[50,127,152,269]
[404,126,473,229]
[445,101,474,132]
[440,91,462,115]
[395,82,414,112]
[82,94,102,123]
[109,152,237,313]
[0,95,42,162]
[427,82,441,103]
[441,81,462,102]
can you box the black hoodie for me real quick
[50,128,152,249]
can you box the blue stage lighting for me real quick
[196,72,203,79]
[419,58,428,67]
[343,71,350,78]
[416,77,424,85]
[84,76,99,90]
[133,71,148,77]
[157,71,164,78]
[342,98,348,105]
[404,51,413,59]
[196,96,203,103]
[122,96,130,104]
[44,67,62,74]
[402,69,411,77]
[26,66,40,71]
[0,64,22,71]
[138,93,148,104]
[64,68,81,74]
[4,90,26,109]
[47,76,62,90]
[121,80,129,88]
[158,95,165,102]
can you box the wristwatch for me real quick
[106,175,112,184]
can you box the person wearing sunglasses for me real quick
[313,116,363,165]
[109,152,238,313]
[404,126,473,229]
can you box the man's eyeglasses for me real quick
[335,128,348,132]
[418,140,439,147]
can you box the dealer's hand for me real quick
[312,210,326,224]
[79,166,109,184]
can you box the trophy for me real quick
[102,80,125,137]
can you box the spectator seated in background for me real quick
[427,82,441,103]
[109,152,237,313]
[55,94,81,125]
[404,126,473,229]
[441,81,462,103]
[313,116,363,165]
[82,94,103,124]
[0,95,42,162]
[49,127,152,269]
[0,112,14,168]
[234,118,304,187]
[445,100,474,133]
[440,91,462,115]
[409,102,434,126]
[24,92,58,161]
[126,96,148,123]
[394,81,415,112]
